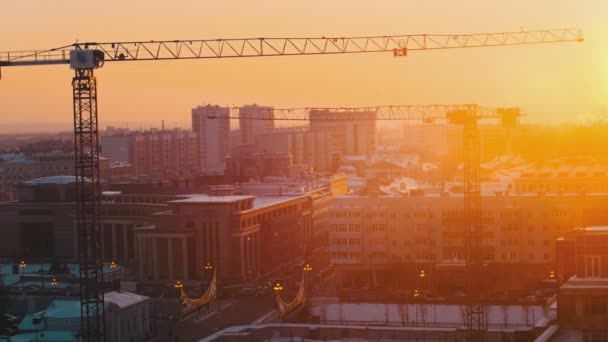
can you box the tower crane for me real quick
[0,28,582,341]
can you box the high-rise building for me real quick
[102,128,198,178]
[192,105,230,174]
[239,104,274,145]
[309,109,377,171]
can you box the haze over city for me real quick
[1,2,608,342]
[1,0,607,132]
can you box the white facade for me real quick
[192,105,230,174]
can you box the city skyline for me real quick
[0,0,606,130]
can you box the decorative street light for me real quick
[273,281,283,301]
[419,269,426,278]
[19,260,26,292]
[174,280,184,299]
[110,260,117,286]
[51,278,57,287]
[413,289,420,298]
[203,262,214,282]
[303,263,313,293]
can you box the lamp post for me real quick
[19,260,26,292]
[51,277,58,302]
[110,261,117,289]
[203,262,213,282]
[273,282,283,307]
[303,264,312,294]
[174,280,183,299]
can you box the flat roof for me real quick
[169,194,255,204]
[44,299,80,319]
[168,194,301,209]
[583,226,608,232]
[21,175,78,185]
[105,290,149,309]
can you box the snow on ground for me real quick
[310,303,547,328]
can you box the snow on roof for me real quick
[170,194,255,204]
[44,299,81,319]
[21,175,79,186]
[0,152,35,164]
[252,196,299,209]
[170,194,300,209]
[10,330,78,342]
[105,290,149,309]
[583,225,608,232]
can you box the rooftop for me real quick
[170,194,255,204]
[105,290,149,309]
[21,175,79,186]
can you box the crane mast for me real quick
[72,67,105,341]
[0,29,582,341]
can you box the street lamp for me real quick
[273,281,283,304]
[110,261,117,286]
[303,264,313,294]
[419,269,426,279]
[174,280,184,299]
[51,278,57,287]
[203,262,214,283]
[19,260,26,292]
[413,289,420,298]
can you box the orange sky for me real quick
[0,0,606,131]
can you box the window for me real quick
[583,297,607,315]
[583,330,608,342]
[585,256,601,278]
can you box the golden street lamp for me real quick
[203,262,214,282]
[110,260,117,287]
[413,289,420,298]
[304,264,313,272]
[19,260,26,291]
[419,269,426,278]
[51,278,58,287]
[273,281,284,306]
[174,280,184,299]
[549,270,555,279]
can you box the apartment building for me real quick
[239,104,274,145]
[310,109,376,172]
[328,191,608,291]
[101,128,199,178]
[192,105,230,174]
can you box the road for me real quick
[155,295,275,341]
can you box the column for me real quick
[240,236,245,279]
[111,224,117,261]
[182,238,188,280]
[123,225,129,261]
[101,224,105,257]
[152,238,159,280]
[134,236,140,279]
[167,238,173,280]
[256,232,260,275]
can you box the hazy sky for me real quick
[1,0,606,131]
